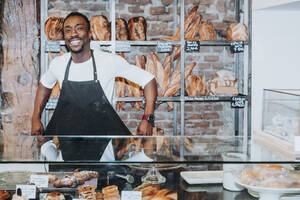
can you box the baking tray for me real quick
[180,171,223,185]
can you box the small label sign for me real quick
[230,41,244,53]
[45,41,61,52]
[16,185,36,199]
[185,41,200,52]
[30,175,48,188]
[156,41,172,52]
[231,96,246,108]
[121,191,142,200]
[116,42,131,52]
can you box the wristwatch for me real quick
[142,114,155,125]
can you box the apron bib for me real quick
[45,50,131,160]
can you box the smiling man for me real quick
[31,12,157,161]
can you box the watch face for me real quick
[147,114,154,123]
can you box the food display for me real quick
[78,185,96,200]
[116,18,129,41]
[90,15,111,41]
[239,164,300,188]
[199,21,216,41]
[134,183,177,200]
[102,185,120,200]
[207,70,238,95]
[0,190,10,200]
[226,22,248,41]
[44,16,64,41]
[53,169,99,188]
[42,192,65,200]
[128,16,147,41]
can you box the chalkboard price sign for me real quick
[156,41,172,53]
[231,96,246,108]
[185,41,200,52]
[230,41,244,53]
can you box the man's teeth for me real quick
[70,40,80,45]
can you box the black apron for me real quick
[45,51,131,161]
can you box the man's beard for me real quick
[68,43,84,54]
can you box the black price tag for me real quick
[185,41,200,52]
[156,41,172,53]
[230,41,244,53]
[45,41,61,52]
[231,96,246,108]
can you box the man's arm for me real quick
[31,84,52,135]
[137,78,157,135]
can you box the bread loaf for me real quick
[90,15,111,40]
[207,70,238,95]
[0,190,10,200]
[128,16,147,41]
[44,16,64,40]
[53,170,99,188]
[116,18,129,40]
[199,21,216,41]
[185,74,206,96]
[226,23,248,41]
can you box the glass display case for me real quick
[0,134,300,200]
[253,89,300,162]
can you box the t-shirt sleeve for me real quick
[40,60,58,89]
[113,54,154,88]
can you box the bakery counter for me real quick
[0,166,256,200]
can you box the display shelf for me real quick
[40,0,252,157]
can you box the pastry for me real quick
[96,192,104,200]
[134,183,160,198]
[226,22,248,41]
[44,16,64,40]
[78,185,96,200]
[102,185,120,200]
[199,21,216,41]
[90,15,111,40]
[43,192,65,200]
[0,190,10,200]
[128,16,147,41]
[149,189,177,200]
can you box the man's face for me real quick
[63,16,91,54]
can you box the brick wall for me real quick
[46,0,246,138]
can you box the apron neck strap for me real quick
[64,50,98,81]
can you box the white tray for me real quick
[236,181,300,200]
[180,171,223,184]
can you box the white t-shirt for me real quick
[41,49,154,104]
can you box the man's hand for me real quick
[137,120,153,136]
[31,118,44,135]
[31,84,52,135]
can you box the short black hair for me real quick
[64,12,90,30]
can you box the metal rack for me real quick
[40,0,252,156]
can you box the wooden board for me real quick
[1,0,40,159]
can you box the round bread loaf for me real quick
[0,190,10,200]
